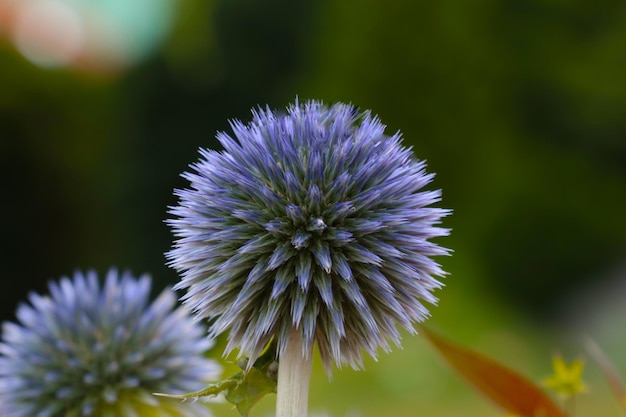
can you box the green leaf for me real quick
[422,327,566,417]
[225,363,278,416]
[153,379,238,401]
[154,344,278,417]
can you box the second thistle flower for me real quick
[168,100,451,371]
[0,269,220,417]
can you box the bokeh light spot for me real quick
[12,0,84,69]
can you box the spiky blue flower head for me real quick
[168,100,451,372]
[0,269,221,417]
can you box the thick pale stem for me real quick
[276,327,313,417]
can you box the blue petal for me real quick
[295,253,313,290]
[291,229,311,250]
[331,251,352,281]
[311,240,332,273]
[271,264,294,300]
[267,241,295,270]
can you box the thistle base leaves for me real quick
[154,344,278,417]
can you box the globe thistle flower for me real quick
[168,100,451,373]
[0,269,221,417]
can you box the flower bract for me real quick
[168,100,451,371]
[0,269,221,417]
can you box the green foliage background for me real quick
[1,0,626,415]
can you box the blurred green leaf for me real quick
[422,327,566,417]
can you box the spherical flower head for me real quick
[168,100,451,372]
[0,269,221,417]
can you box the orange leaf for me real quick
[422,327,566,417]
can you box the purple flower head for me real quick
[168,100,451,372]
[0,269,221,417]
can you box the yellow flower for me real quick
[542,355,587,398]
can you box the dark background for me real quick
[2,1,626,414]
[1,2,626,411]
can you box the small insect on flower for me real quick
[168,99,451,372]
[0,269,221,417]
